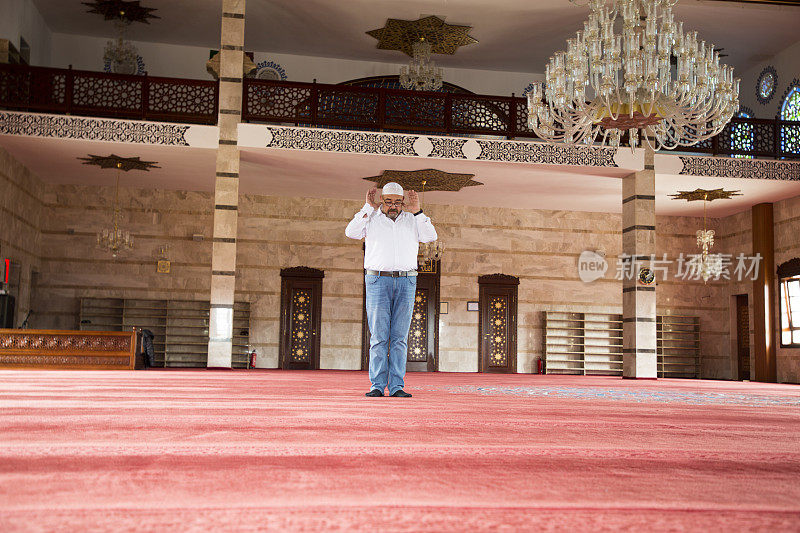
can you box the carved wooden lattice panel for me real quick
[407,289,428,362]
[246,82,312,121]
[149,80,216,116]
[317,87,378,125]
[0,333,131,351]
[72,74,142,112]
[737,299,750,378]
[488,296,508,367]
[289,289,312,363]
[451,96,509,131]
[384,93,445,130]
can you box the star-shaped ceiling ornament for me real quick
[78,154,160,171]
[669,188,742,202]
[83,0,160,24]
[366,16,478,57]
[364,169,483,192]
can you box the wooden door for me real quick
[478,274,519,373]
[736,294,751,380]
[361,261,440,372]
[279,267,323,370]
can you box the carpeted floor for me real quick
[1,370,799,532]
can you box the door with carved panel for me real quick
[361,260,440,372]
[279,267,323,370]
[735,294,750,380]
[478,274,519,373]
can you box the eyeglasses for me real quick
[383,200,404,207]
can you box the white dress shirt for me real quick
[345,203,438,271]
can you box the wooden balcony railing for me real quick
[242,78,532,139]
[242,78,800,159]
[1,63,798,160]
[0,63,219,124]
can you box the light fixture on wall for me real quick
[78,154,160,258]
[526,0,740,151]
[367,16,477,92]
[670,188,741,283]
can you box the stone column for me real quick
[208,0,245,368]
[621,148,657,379]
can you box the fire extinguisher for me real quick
[537,357,544,375]
[249,349,257,369]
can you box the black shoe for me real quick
[365,389,384,397]
[390,390,412,398]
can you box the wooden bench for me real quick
[0,329,137,370]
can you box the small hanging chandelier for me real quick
[419,180,445,262]
[695,193,720,283]
[85,1,160,75]
[670,188,741,283]
[526,0,740,151]
[79,154,160,258]
[97,162,134,258]
[104,19,139,75]
[400,38,443,91]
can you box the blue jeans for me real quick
[365,274,417,394]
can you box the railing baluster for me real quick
[65,65,74,115]
[377,87,386,131]
[444,92,452,135]
[310,79,318,127]
[142,72,149,121]
[508,94,517,140]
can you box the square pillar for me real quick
[208,0,246,368]
[622,148,657,378]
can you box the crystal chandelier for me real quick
[419,179,444,262]
[97,164,134,258]
[526,0,740,151]
[400,38,443,91]
[693,191,721,283]
[104,19,139,75]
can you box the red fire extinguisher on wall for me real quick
[249,349,257,369]
[537,357,544,375]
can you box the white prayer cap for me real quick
[381,182,404,196]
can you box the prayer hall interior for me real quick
[1,0,799,530]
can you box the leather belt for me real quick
[365,269,418,277]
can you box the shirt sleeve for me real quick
[345,203,376,239]
[414,211,438,243]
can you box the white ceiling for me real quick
[2,134,799,218]
[31,0,800,74]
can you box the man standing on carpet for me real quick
[345,182,437,398]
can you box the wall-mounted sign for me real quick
[467,301,479,312]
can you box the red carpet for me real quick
[1,370,799,532]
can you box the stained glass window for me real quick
[759,74,775,99]
[781,87,800,154]
[731,111,753,158]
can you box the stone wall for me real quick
[0,146,43,326]
[31,184,213,330]
[25,179,793,380]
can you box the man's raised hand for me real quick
[405,190,420,213]
[366,187,379,209]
